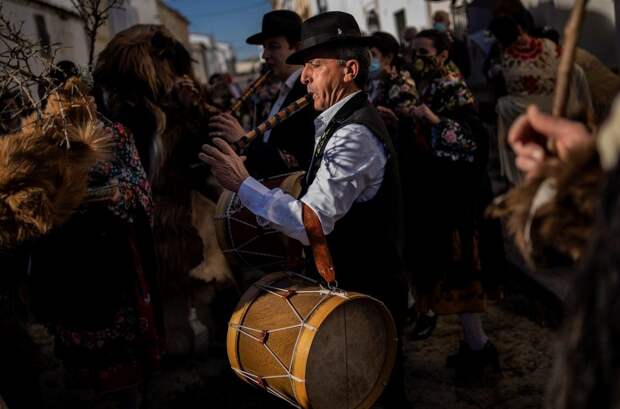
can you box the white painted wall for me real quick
[320,0,438,39]
[129,0,160,25]
[190,34,237,78]
[1,0,89,67]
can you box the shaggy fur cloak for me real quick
[0,78,111,249]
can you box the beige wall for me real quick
[1,0,89,68]
[157,0,190,50]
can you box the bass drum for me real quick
[215,172,304,271]
[227,271,397,409]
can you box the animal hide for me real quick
[489,142,602,269]
[94,25,227,355]
[190,191,236,287]
[0,79,112,249]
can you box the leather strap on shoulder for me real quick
[302,203,336,286]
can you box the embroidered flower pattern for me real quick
[421,65,478,162]
[502,37,559,96]
[89,123,154,225]
[370,68,419,115]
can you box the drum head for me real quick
[305,297,396,409]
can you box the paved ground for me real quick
[19,253,562,409]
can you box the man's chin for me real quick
[312,99,325,111]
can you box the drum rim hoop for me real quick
[291,293,397,409]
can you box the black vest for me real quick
[303,91,406,298]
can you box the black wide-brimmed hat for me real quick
[369,31,400,56]
[286,11,373,65]
[246,10,302,45]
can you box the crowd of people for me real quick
[2,0,620,408]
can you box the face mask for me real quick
[369,57,382,79]
[411,55,438,79]
[433,22,447,32]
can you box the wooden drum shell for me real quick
[227,272,397,409]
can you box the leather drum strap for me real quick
[302,203,337,286]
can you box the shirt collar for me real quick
[282,68,301,93]
[314,90,362,137]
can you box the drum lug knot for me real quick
[259,330,269,344]
[255,376,266,389]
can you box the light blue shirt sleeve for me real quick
[238,123,386,246]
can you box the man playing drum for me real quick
[208,10,317,179]
[200,11,410,408]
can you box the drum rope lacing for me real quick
[216,193,289,267]
[230,272,349,408]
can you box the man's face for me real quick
[261,36,295,79]
[412,37,437,58]
[301,58,348,111]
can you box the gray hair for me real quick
[335,46,370,88]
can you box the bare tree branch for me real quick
[70,0,124,68]
[0,0,62,128]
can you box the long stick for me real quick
[552,0,588,118]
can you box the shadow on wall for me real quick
[528,4,618,69]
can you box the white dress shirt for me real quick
[262,69,302,143]
[238,90,387,246]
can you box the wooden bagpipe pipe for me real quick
[232,93,313,151]
[202,70,273,116]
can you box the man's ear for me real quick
[343,59,360,83]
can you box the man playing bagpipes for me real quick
[200,12,411,408]
[208,10,318,179]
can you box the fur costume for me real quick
[490,143,601,269]
[547,107,620,409]
[93,25,233,355]
[487,98,620,270]
[0,78,112,249]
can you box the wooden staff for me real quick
[233,94,312,151]
[228,70,271,114]
[548,0,588,150]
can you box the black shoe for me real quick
[411,312,438,341]
[454,340,501,381]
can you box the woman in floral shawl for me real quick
[408,29,505,380]
[29,90,162,408]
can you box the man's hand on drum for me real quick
[208,112,245,143]
[199,138,249,192]
[508,105,593,180]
